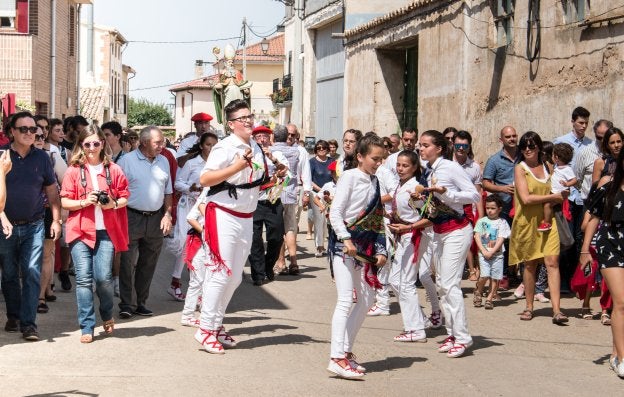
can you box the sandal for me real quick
[468,271,478,282]
[580,307,595,320]
[80,334,93,344]
[552,312,569,325]
[288,263,300,275]
[484,300,493,310]
[37,299,49,314]
[473,294,482,308]
[601,312,612,326]
[519,309,533,321]
[103,319,114,335]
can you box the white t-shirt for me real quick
[87,163,105,230]
[551,165,576,194]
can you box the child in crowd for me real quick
[473,194,511,309]
[327,134,388,379]
[539,142,577,232]
[180,189,208,327]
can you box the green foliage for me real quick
[127,97,173,128]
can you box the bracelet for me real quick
[113,199,119,209]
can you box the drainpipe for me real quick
[50,0,57,117]
[186,90,194,132]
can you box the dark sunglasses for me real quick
[15,126,39,134]
[315,146,329,151]
[82,141,103,149]
[454,143,469,151]
[521,143,537,151]
[34,134,45,141]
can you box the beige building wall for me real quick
[344,1,624,159]
[233,62,283,125]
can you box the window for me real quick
[563,0,588,23]
[1,0,28,33]
[492,0,514,47]
[69,6,75,56]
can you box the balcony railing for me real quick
[282,73,291,88]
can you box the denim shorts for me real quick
[478,253,504,280]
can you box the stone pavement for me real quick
[0,228,622,396]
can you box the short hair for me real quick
[273,124,289,143]
[34,115,49,125]
[101,121,123,136]
[390,133,400,140]
[572,106,590,121]
[70,115,89,130]
[63,116,74,133]
[355,133,384,158]
[139,125,161,144]
[224,99,249,121]
[402,128,417,137]
[594,119,613,133]
[49,118,63,130]
[485,194,504,208]
[453,130,475,159]
[327,139,338,148]
[8,111,34,129]
[553,143,574,165]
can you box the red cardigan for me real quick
[60,162,130,252]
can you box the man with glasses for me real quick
[0,112,61,341]
[117,126,173,319]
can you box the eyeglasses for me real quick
[229,114,255,123]
[34,134,45,141]
[521,144,537,151]
[454,143,469,151]
[315,146,329,151]
[14,126,39,134]
[82,141,104,149]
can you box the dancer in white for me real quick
[418,130,479,358]
[327,134,388,379]
[196,99,267,354]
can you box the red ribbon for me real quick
[184,233,203,271]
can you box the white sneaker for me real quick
[367,305,390,316]
[216,326,237,348]
[181,315,200,327]
[194,328,224,354]
[438,335,456,353]
[609,356,619,371]
[513,284,525,299]
[447,341,473,358]
[616,360,624,378]
[393,330,427,343]
[534,293,550,303]
[168,285,186,301]
[345,353,366,372]
[327,359,364,379]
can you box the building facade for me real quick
[0,0,90,119]
[343,0,624,158]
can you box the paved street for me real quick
[0,227,622,396]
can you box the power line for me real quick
[127,35,241,44]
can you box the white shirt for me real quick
[296,144,312,192]
[186,189,209,227]
[392,178,424,224]
[87,163,105,230]
[574,141,601,200]
[376,165,398,214]
[427,157,480,213]
[118,149,173,211]
[551,164,576,194]
[455,157,482,185]
[176,134,199,158]
[175,155,206,198]
[201,134,265,213]
[330,168,378,241]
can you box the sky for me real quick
[94,0,286,105]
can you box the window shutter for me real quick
[16,0,28,33]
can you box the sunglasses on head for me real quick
[34,134,45,141]
[15,126,39,134]
[454,143,469,151]
[82,141,103,149]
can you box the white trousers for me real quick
[434,224,473,344]
[181,246,207,317]
[169,194,196,279]
[417,231,440,313]
[199,210,252,330]
[330,254,375,358]
[311,203,327,249]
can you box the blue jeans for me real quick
[71,230,114,335]
[0,219,44,330]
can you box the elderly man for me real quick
[574,119,613,203]
[177,112,213,157]
[248,125,289,285]
[388,133,401,154]
[0,112,61,341]
[117,126,173,318]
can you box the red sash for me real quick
[433,217,470,234]
[184,232,203,271]
[204,202,254,275]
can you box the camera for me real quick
[93,190,110,205]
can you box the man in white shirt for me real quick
[117,126,173,318]
[384,128,418,183]
[176,112,213,158]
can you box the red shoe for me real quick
[537,222,552,232]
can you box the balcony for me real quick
[270,74,292,107]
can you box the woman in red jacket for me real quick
[60,125,129,343]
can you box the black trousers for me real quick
[560,200,584,287]
[249,200,285,282]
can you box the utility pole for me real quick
[242,17,247,80]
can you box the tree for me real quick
[127,97,173,128]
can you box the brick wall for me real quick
[0,34,33,103]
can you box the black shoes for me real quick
[119,308,133,319]
[4,318,18,332]
[59,271,72,291]
[134,306,153,317]
[253,279,264,286]
[22,327,39,341]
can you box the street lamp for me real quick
[260,38,270,55]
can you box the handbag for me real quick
[554,209,574,249]
[570,248,598,300]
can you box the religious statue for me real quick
[213,44,253,126]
